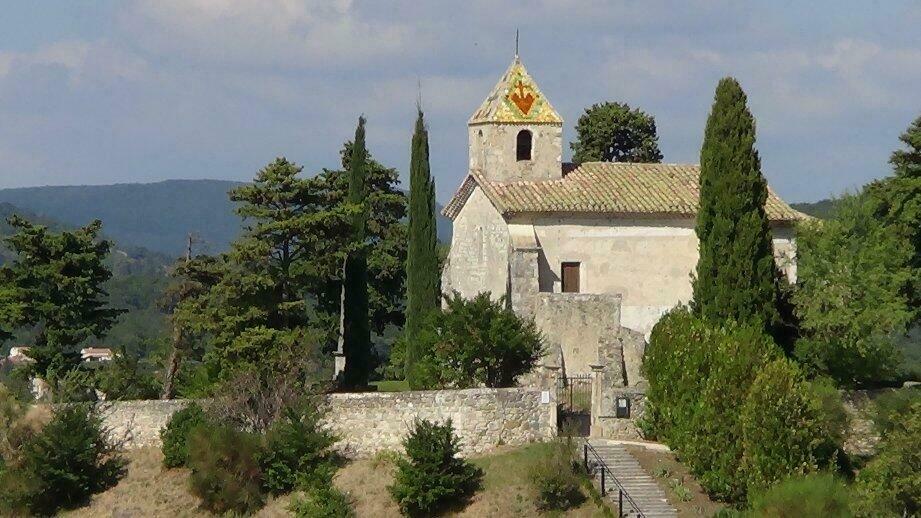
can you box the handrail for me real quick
[582,441,646,518]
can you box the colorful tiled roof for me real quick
[469,56,563,125]
[443,162,809,223]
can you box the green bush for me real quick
[528,437,585,511]
[739,359,841,496]
[0,403,125,516]
[94,346,160,400]
[290,485,355,518]
[259,403,337,495]
[160,402,209,468]
[853,400,921,517]
[187,423,265,515]
[748,473,852,517]
[683,324,780,501]
[407,292,544,389]
[871,388,920,436]
[389,418,482,516]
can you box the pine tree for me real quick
[692,78,779,329]
[0,217,123,382]
[404,109,439,380]
[342,116,372,387]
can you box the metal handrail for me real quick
[582,441,646,518]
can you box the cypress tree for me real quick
[342,116,372,387]
[405,109,439,380]
[692,78,779,329]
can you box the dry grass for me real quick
[335,443,609,517]
[61,448,293,518]
[62,443,611,517]
[624,445,724,518]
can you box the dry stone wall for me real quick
[100,387,556,457]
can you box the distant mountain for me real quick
[791,199,839,220]
[0,179,453,256]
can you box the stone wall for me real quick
[532,292,623,376]
[443,186,510,301]
[590,384,647,441]
[324,387,556,457]
[100,387,556,457]
[101,399,191,448]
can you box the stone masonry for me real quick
[100,387,556,457]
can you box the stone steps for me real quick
[583,440,678,518]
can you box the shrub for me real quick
[94,346,160,400]
[739,359,841,496]
[408,292,544,389]
[160,402,209,468]
[389,418,482,516]
[871,387,920,436]
[683,324,780,501]
[0,403,125,515]
[260,403,337,495]
[529,437,585,511]
[290,485,355,518]
[748,473,852,517]
[853,401,921,517]
[187,423,265,515]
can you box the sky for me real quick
[0,1,919,204]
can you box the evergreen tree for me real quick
[307,141,407,337]
[866,114,921,317]
[342,117,372,387]
[405,109,439,380]
[0,217,123,382]
[194,158,354,381]
[692,78,779,329]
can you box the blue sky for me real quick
[0,1,919,203]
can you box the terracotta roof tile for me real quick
[443,162,808,224]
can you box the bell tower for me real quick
[468,55,563,183]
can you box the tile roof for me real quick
[469,56,563,125]
[443,162,808,224]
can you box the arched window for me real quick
[516,130,532,161]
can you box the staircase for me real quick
[583,440,677,518]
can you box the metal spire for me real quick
[515,29,519,58]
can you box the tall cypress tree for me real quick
[692,78,778,329]
[405,109,439,380]
[342,116,372,387]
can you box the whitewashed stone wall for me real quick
[101,388,556,457]
[443,186,510,301]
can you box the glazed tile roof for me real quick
[469,56,563,125]
[443,162,808,224]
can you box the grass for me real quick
[61,442,613,517]
[370,380,411,392]
[335,442,611,517]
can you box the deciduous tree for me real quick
[570,102,663,163]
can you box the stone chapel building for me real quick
[441,56,807,380]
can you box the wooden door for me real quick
[561,262,580,293]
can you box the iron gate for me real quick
[557,375,592,436]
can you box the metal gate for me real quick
[557,375,592,436]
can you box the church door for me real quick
[562,262,580,293]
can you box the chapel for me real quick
[441,55,807,378]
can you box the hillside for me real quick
[791,198,838,219]
[0,180,453,256]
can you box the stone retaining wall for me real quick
[100,387,556,457]
[590,387,646,440]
